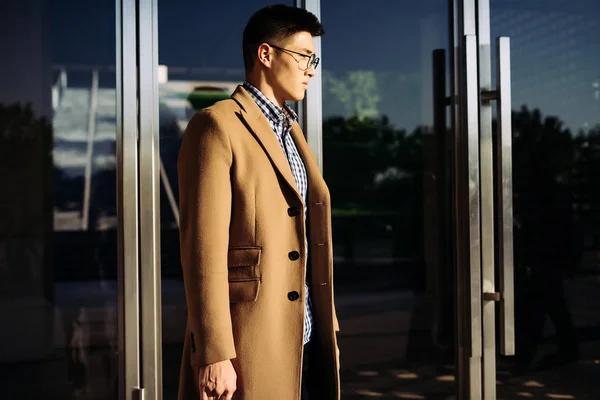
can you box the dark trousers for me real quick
[301,342,313,400]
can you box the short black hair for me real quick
[243,4,324,72]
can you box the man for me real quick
[177,5,340,400]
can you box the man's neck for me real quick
[245,77,284,109]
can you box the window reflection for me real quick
[321,1,455,398]
[0,1,118,398]
[491,1,600,399]
[3,0,599,398]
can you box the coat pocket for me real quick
[227,247,262,303]
[228,279,260,303]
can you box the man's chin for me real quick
[284,90,305,103]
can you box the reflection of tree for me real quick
[0,102,53,294]
[512,106,575,193]
[324,106,600,265]
[323,71,381,119]
[509,107,600,369]
[323,114,424,264]
[511,106,600,267]
[572,125,600,239]
[323,114,423,213]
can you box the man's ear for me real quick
[256,43,273,68]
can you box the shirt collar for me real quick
[242,81,298,126]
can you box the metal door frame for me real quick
[139,0,163,399]
[116,0,162,399]
[116,0,141,399]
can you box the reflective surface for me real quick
[321,1,456,397]
[489,0,600,397]
[6,1,598,398]
[0,0,119,398]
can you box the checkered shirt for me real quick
[243,81,313,345]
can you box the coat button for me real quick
[288,291,300,301]
[287,207,300,217]
[288,251,300,260]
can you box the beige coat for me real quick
[177,86,340,400]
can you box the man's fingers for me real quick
[197,360,236,400]
[221,389,235,400]
[203,385,224,400]
[200,387,210,400]
[202,387,221,400]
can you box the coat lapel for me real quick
[231,86,302,202]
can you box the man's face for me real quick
[268,31,316,103]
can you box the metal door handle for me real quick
[481,37,515,356]
[464,34,483,359]
[495,37,515,356]
[482,292,501,302]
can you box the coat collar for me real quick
[231,85,301,202]
[241,81,298,128]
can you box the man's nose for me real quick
[306,68,316,78]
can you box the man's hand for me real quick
[198,359,237,400]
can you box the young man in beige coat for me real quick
[177,5,340,400]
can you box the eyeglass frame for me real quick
[267,43,320,71]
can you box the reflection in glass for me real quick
[490,1,600,398]
[0,1,118,399]
[321,1,455,398]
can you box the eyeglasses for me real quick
[268,44,320,71]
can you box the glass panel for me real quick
[0,1,119,399]
[321,0,456,398]
[489,1,600,397]
[156,2,296,398]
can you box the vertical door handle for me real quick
[464,34,483,359]
[481,37,515,356]
[496,37,515,356]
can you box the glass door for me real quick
[0,1,141,399]
[303,0,465,398]
[482,0,600,398]
[458,0,600,398]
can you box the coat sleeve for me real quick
[177,109,236,367]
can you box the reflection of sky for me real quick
[49,0,600,133]
[491,7,600,132]
[320,1,448,131]
[50,0,116,65]
[157,0,285,69]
